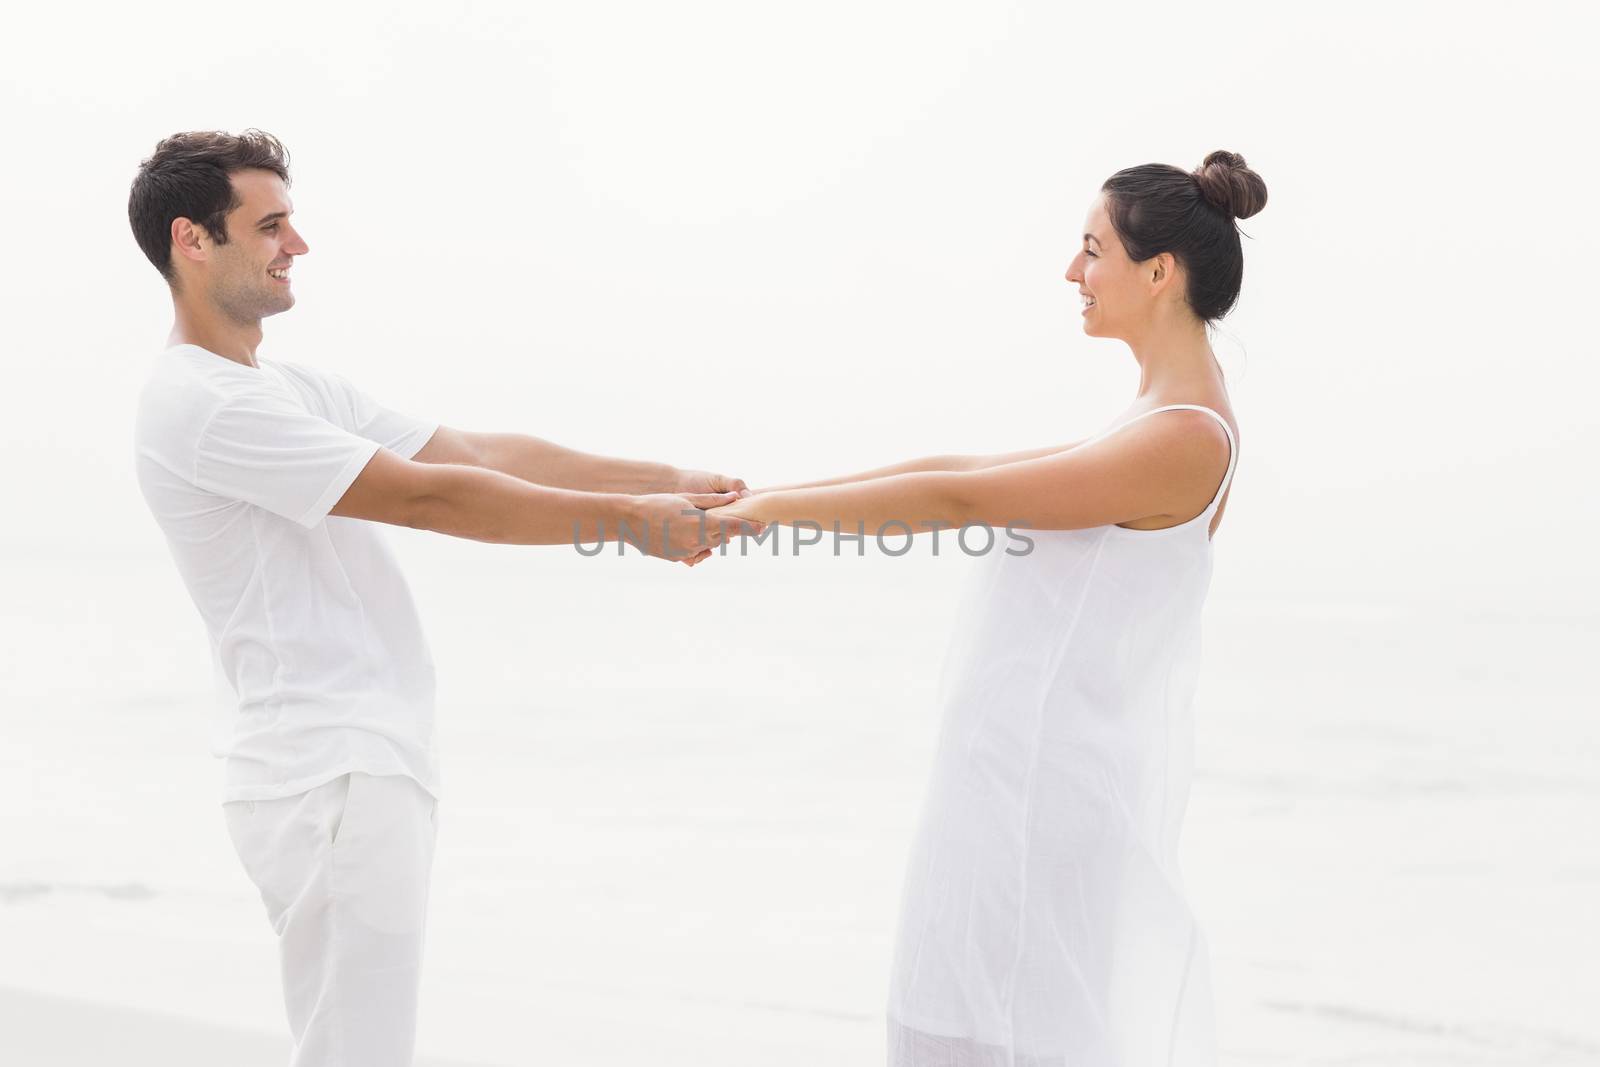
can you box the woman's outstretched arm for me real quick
[754,439,1091,493]
[712,410,1229,535]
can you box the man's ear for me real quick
[170,217,208,267]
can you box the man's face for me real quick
[202,168,308,323]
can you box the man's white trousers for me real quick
[224,771,438,1067]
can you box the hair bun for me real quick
[1193,149,1268,220]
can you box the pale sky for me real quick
[2,0,1594,613]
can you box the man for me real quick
[128,128,751,1066]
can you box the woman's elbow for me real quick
[939,473,988,526]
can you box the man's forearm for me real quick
[411,462,643,546]
[476,432,677,494]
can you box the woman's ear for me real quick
[1148,252,1178,294]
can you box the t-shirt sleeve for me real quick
[193,389,383,530]
[320,369,439,459]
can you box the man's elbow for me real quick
[401,489,438,532]
[412,425,492,469]
[404,465,465,534]
[407,464,520,544]
[331,450,457,532]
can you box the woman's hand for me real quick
[685,495,770,566]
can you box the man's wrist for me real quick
[585,492,643,544]
[648,463,683,494]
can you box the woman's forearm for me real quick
[737,471,972,533]
[756,454,970,493]
[756,439,1087,493]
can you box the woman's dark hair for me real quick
[1100,149,1267,325]
[128,129,292,284]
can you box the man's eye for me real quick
[1084,250,1096,257]
[263,223,279,232]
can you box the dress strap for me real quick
[1097,404,1237,516]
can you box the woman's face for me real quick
[1065,192,1147,340]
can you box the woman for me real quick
[712,150,1267,1065]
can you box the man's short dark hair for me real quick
[128,129,291,283]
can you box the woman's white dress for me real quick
[888,404,1237,1067]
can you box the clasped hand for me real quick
[630,490,765,565]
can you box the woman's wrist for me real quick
[735,489,787,525]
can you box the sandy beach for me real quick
[0,985,502,1067]
[4,540,1598,1065]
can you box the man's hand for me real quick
[674,468,751,497]
[679,495,769,567]
[631,492,763,565]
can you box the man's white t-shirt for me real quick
[134,343,442,804]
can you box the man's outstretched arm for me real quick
[412,425,744,496]
[330,446,745,560]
